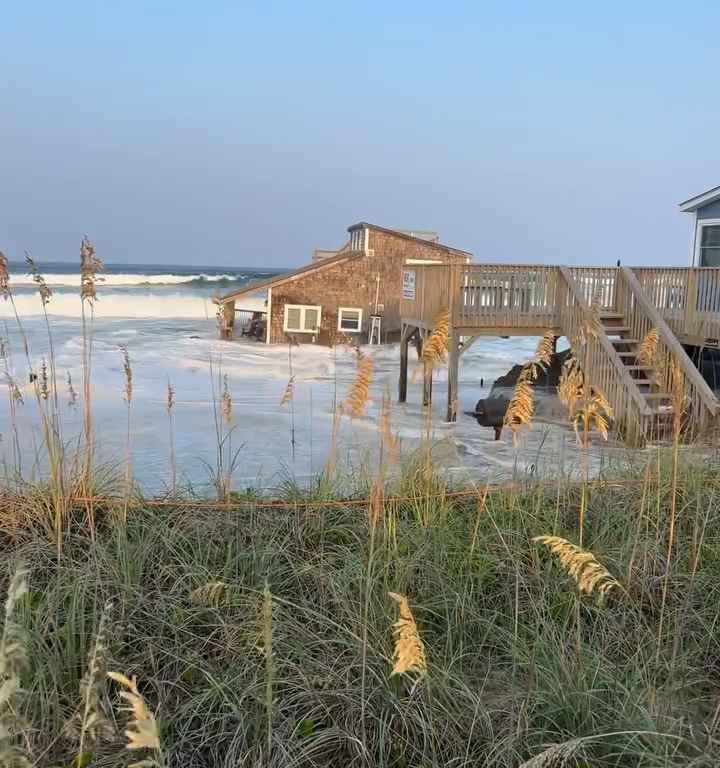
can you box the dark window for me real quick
[700,224,720,266]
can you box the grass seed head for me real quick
[388,592,426,677]
[80,236,104,304]
[533,535,621,603]
[166,381,175,412]
[637,327,659,368]
[421,309,450,367]
[190,582,230,605]
[107,672,161,753]
[25,254,52,306]
[280,375,295,407]
[0,251,9,300]
[504,367,535,445]
[67,371,78,408]
[343,354,373,419]
[221,375,233,425]
[120,346,133,403]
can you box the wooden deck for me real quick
[399,264,720,444]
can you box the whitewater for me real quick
[0,261,620,492]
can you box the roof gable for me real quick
[679,185,720,212]
[347,221,472,257]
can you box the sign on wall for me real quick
[402,269,416,300]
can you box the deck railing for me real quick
[616,267,718,437]
[399,263,563,330]
[632,267,720,341]
[558,267,651,444]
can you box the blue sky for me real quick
[0,1,717,267]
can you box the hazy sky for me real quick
[1,1,717,268]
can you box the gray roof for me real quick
[679,185,720,212]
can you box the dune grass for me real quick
[1,454,719,767]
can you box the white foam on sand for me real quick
[0,293,267,319]
[8,273,242,287]
[0,312,622,493]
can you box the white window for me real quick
[338,307,363,333]
[283,304,322,334]
[349,228,366,251]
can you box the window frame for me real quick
[337,307,364,333]
[694,218,720,267]
[283,304,322,334]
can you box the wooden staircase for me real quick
[559,267,719,444]
[598,311,675,436]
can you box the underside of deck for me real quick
[399,264,720,445]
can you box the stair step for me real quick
[603,325,631,334]
[644,392,671,400]
[600,312,624,319]
[611,338,639,345]
[625,365,653,371]
[617,351,638,358]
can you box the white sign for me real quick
[402,269,416,300]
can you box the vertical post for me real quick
[446,332,459,422]
[421,330,432,407]
[684,269,699,336]
[399,324,409,403]
[422,359,433,407]
[222,300,235,339]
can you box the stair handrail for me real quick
[621,266,719,422]
[559,267,652,433]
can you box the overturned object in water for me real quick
[466,349,571,440]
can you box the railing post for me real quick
[684,269,699,337]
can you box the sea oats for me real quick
[0,566,30,768]
[190,582,230,605]
[166,381,175,412]
[421,309,449,367]
[0,251,9,300]
[107,671,163,761]
[280,375,295,406]
[120,346,133,404]
[504,368,535,445]
[79,236,104,304]
[343,354,373,419]
[66,601,115,755]
[637,327,659,368]
[533,535,621,603]
[67,371,78,408]
[221,374,233,425]
[388,592,426,677]
[25,254,52,305]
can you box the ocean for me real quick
[0,260,603,493]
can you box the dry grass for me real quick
[221,374,233,426]
[107,672,163,763]
[504,331,557,445]
[0,250,9,298]
[558,354,584,415]
[66,600,115,760]
[533,535,622,602]
[638,327,659,368]
[190,581,231,605]
[421,308,450,367]
[519,738,582,767]
[0,566,30,768]
[279,375,295,406]
[388,592,426,677]
[343,353,373,419]
[79,237,104,304]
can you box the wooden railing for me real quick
[558,267,651,445]
[399,263,563,330]
[617,267,718,437]
[632,267,720,342]
[566,266,618,313]
[454,264,561,329]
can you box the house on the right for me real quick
[680,185,720,266]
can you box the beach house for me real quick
[217,222,471,344]
[679,184,720,267]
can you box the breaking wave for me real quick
[7,273,251,287]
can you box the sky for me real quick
[0,1,718,269]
